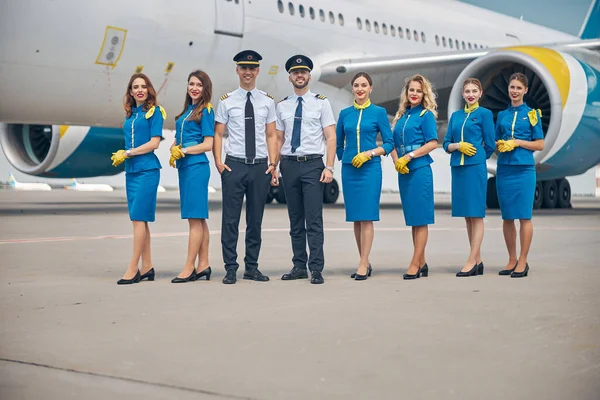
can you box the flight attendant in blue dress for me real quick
[390,74,438,280]
[495,72,544,278]
[336,72,394,280]
[169,70,215,283]
[443,78,495,277]
[112,73,165,284]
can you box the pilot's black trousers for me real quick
[221,156,271,272]
[280,157,325,272]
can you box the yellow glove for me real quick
[351,152,371,168]
[170,144,185,160]
[111,149,128,167]
[498,139,518,153]
[457,141,477,157]
[169,155,177,168]
[395,156,410,173]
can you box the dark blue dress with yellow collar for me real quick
[495,103,544,220]
[175,103,215,219]
[123,104,165,222]
[392,104,437,226]
[336,101,394,222]
[443,104,495,217]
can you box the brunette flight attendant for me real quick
[112,73,165,285]
[390,74,438,280]
[169,70,215,283]
[442,78,495,277]
[495,72,544,278]
[336,72,394,280]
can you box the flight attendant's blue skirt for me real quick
[398,165,434,226]
[342,161,382,222]
[451,163,487,218]
[126,169,160,222]
[178,162,210,219]
[496,164,535,220]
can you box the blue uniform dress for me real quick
[336,102,394,222]
[123,104,165,222]
[175,104,215,219]
[495,103,544,220]
[443,104,496,217]
[393,104,437,226]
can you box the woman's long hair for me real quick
[123,73,158,118]
[175,70,213,122]
[392,74,438,127]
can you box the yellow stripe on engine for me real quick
[503,46,570,108]
[59,125,69,138]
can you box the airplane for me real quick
[7,172,52,191]
[0,0,599,209]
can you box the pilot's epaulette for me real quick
[315,94,327,100]
[220,93,229,101]
[419,109,428,117]
[259,90,274,99]
[278,96,290,103]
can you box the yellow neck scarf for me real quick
[464,102,479,113]
[353,99,371,110]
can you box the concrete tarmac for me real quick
[1,190,599,400]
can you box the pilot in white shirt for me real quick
[213,49,279,285]
[275,54,336,285]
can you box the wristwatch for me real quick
[126,149,132,157]
[325,166,334,173]
[182,147,188,154]
[370,150,376,158]
[408,151,415,159]
[268,162,277,168]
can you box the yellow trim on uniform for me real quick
[220,94,229,101]
[419,109,428,117]
[206,103,214,114]
[527,109,539,126]
[510,111,518,139]
[503,46,570,108]
[59,125,69,138]
[145,105,167,120]
[288,65,311,72]
[237,61,260,66]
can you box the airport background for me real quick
[1,0,598,197]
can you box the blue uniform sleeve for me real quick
[481,109,496,158]
[149,106,164,138]
[336,110,345,161]
[201,107,215,137]
[442,113,454,153]
[532,110,544,140]
[378,108,394,155]
[422,111,438,142]
[495,111,503,141]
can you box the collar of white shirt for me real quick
[235,87,260,99]
[289,89,313,103]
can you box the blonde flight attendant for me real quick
[112,73,165,285]
[391,74,438,280]
[169,70,215,283]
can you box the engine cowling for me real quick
[0,123,124,178]
[448,46,600,180]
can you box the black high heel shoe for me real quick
[403,263,428,280]
[171,269,197,283]
[477,262,484,275]
[510,263,529,278]
[498,262,517,276]
[456,264,478,277]
[117,270,141,285]
[195,266,212,281]
[351,264,372,279]
[140,268,155,281]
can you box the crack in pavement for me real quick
[0,357,260,400]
